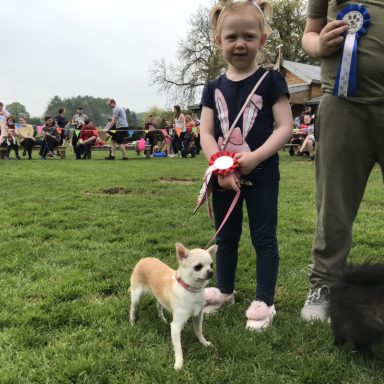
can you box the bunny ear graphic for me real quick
[215,89,230,138]
[242,94,263,139]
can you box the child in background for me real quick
[181,115,195,157]
[200,0,292,330]
[191,112,201,154]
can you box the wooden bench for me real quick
[0,145,66,159]
[88,143,151,159]
[284,143,301,156]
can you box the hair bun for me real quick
[257,0,272,18]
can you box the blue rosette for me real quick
[333,4,370,97]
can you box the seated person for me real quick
[17,116,39,159]
[71,107,88,150]
[0,115,20,160]
[299,119,315,160]
[39,116,60,160]
[75,119,98,159]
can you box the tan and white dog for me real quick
[129,243,216,370]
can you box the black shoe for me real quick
[122,157,128,160]
[105,155,115,160]
[82,156,87,159]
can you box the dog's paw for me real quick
[174,360,183,370]
[200,339,212,347]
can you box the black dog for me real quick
[329,263,384,357]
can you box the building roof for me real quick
[283,60,321,84]
[305,95,322,105]
[288,84,309,95]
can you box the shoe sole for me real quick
[203,297,235,314]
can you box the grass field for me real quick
[0,149,383,383]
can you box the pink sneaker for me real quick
[203,287,235,314]
[246,300,276,331]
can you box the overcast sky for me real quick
[2,0,211,117]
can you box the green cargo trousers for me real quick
[309,93,384,289]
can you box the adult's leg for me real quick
[82,142,93,158]
[13,142,20,158]
[24,138,34,159]
[310,94,378,288]
[75,143,83,159]
[172,133,179,155]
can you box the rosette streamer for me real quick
[333,4,370,97]
[194,151,241,244]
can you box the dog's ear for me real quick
[176,243,189,261]
[206,244,218,257]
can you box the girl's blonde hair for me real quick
[210,0,272,36]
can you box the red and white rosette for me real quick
[209,151,239,176]
[194,151,239,214]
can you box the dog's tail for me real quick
[342,263,384,286]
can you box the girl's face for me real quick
[216,8,266,73]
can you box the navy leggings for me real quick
[212,180,279,306]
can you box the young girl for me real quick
[200,0,292,330]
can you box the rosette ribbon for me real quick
[333,4,370,97]
[194,151,240,245]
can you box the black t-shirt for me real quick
[56,115,68,128]
[201,68,289,182]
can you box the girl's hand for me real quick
[235,152,259,175]
[217,172,240,192]
[318,20,349,57]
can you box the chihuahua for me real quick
[129,243,216,370]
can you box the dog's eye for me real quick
[194,264,203,271]
[210,263,213,269]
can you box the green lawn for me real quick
[0,150,383,383]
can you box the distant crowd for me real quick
[0,100,202,160]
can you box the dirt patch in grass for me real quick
[102,187,132,194]
[159,177,195,185]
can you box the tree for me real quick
[151,1,315,105]
[125,108,138,128]
[150,5,224,107]
[6,102,29,119]
[44,95,137,128]
[262,0,318,65]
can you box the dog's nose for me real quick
[206,270,214,279]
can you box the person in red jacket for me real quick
[75,119,98,159]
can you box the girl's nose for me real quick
[234,38,246,48]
